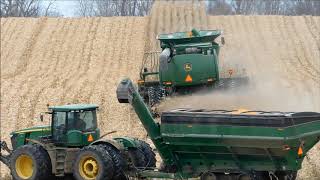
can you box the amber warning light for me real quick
[88,134,94,142]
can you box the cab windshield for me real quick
[67,110,97,132]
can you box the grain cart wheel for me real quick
[128,147,146,169]
[101,144,126,180]
[137,140,156,168]
[10,144,52,180]
[73,145,114,180]
[275,171,297,180]
[200,172,217,180]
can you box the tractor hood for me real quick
[11,125,51,135]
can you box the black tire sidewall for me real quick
[137,140,156,168]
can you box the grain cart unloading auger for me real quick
[117,78,320,180]
[138,29,248,107]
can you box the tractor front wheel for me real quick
[73,145,114,180]
[10,144,52,180]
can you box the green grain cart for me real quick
[138,29,248,106]
[117,78,320,180]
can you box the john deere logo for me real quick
[184,63,192,71]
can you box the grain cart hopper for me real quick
[117,78,320,180]
[138,29,248,106]
[0,104,156,180]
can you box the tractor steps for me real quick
[55,149,67,177]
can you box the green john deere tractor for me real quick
[0,104,156,180]
[138,29,248,106]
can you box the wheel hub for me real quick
[15,154,34,179]
[79,156,99,179]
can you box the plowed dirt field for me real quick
[1,1,319,179]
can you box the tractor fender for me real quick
[112,137,140,149]
[90,139,124,151]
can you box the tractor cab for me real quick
[48,104,100,147]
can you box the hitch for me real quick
[0,141,12,167]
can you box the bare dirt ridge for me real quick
[1,1,319,179]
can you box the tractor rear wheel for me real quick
[10,144,52,180]
[73,145,114,180]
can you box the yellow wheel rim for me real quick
[15,154,34,179]
[79,155,99,179]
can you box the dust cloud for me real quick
[159,54,316,113]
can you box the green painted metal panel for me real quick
[48,104,98,111]
[158,29,222,45]
[160,53,219,86]
[159,122,320,177]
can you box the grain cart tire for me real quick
[128,147,146,169]
[10,144,52,180]
[73,145,114,180]
[275,171,297,180]
[137,140,156,168]
[200,172,217,180]
[101,144,126,180]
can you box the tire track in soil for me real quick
[255,16,297,93]
[61,18,94,104]
[1,18,8,27]
[65,18,95,103]
[14,18,65,130]
[1,19,61,143]
[275,16,317,110]
[304,16,320,53]
[97,18,120,131]
[284,17,319,84]
[0,18,10,42]
[237,16,260,83]
[276,16,311,82]
[110,18,134,135]
[86,18,113,112]
[105,17,130,132]
[59,19,88,104]
[2,19,55,135]
[82,19,111,103]
[99,17,125,134]
[73,18,102,103]
[292,16,320,78]
[1,18,15,44]
[3,19,40,79]
[311,16,320,30]
[1,18,26,74]
[28,19,79,125]
[12,18,48,79]
[53,19,81,92]
[1,19,33,94]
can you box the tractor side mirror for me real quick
[40,114,44,122]
[221,37,225,45]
